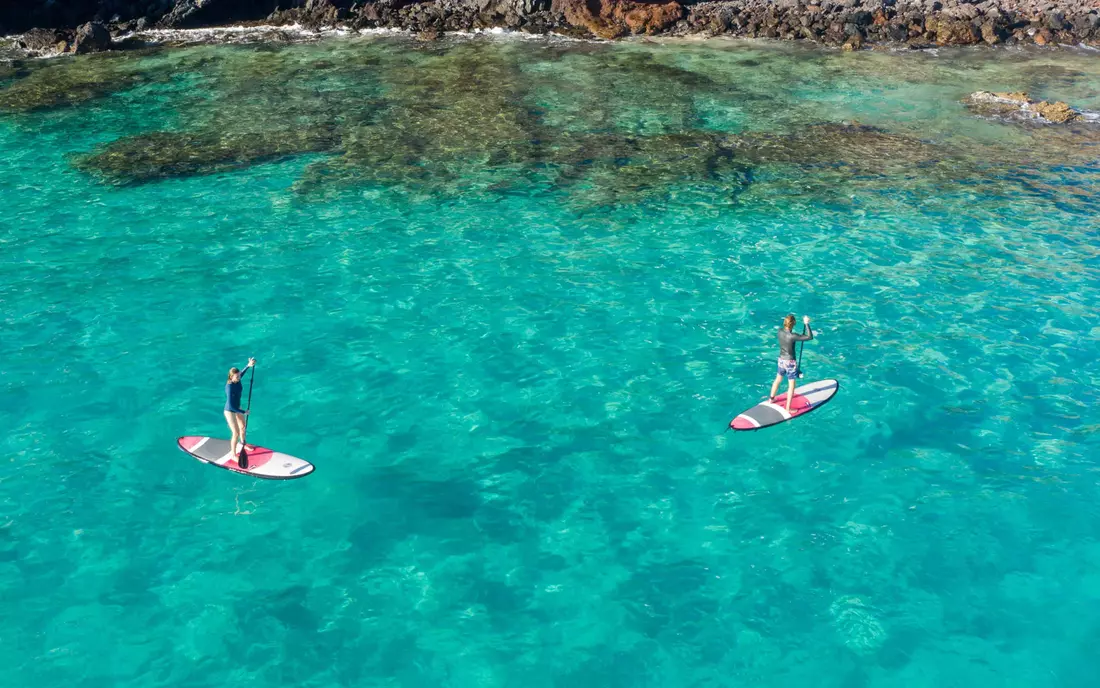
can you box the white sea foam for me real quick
[114,23,342,45]
[110,23,590,49]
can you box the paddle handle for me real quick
[245,363,255,413]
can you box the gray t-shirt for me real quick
[778,326,813,360]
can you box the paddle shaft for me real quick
[239,364,255,463]
[800,323,809,376]
[245,364,255,413]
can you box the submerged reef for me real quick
[45,40,951,208]
[0,51,151,111]
[74,130,343,181]
[0,36,1096,213]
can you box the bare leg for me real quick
[235,414,248,452]
[785,379,796,413]
[224,411,239,459]
[233,413,249,467]
[769,373,783,401]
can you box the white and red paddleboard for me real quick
[177,436,314,480]
[729,379,839,431]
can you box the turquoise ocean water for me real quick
[3,34,1100,686]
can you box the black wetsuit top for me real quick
[778,325,813,360]
[224,366,250,413]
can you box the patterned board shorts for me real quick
[777,357,800,381]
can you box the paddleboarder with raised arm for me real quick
[225,357,256,462]
[770,315,813,413]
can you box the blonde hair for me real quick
[227,367,241,382]
[783,314,796,330]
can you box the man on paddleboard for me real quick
[769,314,812,413]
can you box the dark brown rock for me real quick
[558,0,683,39]
[1034,100,1077,123]
[980,21,1002,44]
[930,17,979,44]
[14,28,67,54]
[72,21,112,54]
[962,91,1085,125]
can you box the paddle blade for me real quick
[238,447,249,469]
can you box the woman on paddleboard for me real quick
[225,358,256,459]
[770,314,812,413]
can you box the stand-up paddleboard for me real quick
[729,379,839,431]
[177,436,314,480]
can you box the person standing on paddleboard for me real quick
[770,314,813,413]
[225,358,256,459]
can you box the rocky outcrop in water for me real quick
[10,28,70,55]
[3,0,1100,49]
[963,91,1096,124]
[72,21,112,53]
[9,20,114,55]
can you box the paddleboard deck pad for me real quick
[177,436,314,480]
[730,379,839,431]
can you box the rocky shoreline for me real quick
[3,0,1100,58]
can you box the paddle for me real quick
[797,332,804,379]
[238,362,255,469]
[797,318,811,379]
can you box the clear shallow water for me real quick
[2,35,1100,687]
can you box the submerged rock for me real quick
[727,123,940,171]
[74,129,342,183]
[543,131,753,208]
[293,41,542,196]
[0,54,144,112]
[830,596,887,654]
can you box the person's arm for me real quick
[791,320,814,342]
